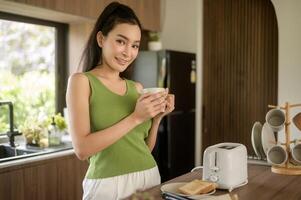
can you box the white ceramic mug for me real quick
[291,143,301,164]
[267,145,288,166]
[140,87,165,94]
[265,109,286,132]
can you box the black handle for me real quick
[162,192,193,200]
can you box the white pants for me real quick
[82,166,161,200]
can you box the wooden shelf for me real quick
[272,164,301,175]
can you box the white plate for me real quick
[160,182,216,200]
[261,122,276,156]
[251,122,265,158]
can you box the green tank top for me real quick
[84,72,157,179]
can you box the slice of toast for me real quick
[178,179,217,195]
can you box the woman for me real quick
[66,2,175,200]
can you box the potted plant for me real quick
[21,117,49,148]
[48,113,67,146]
[21,113,68,147]
[148,31,162,51]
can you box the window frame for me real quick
[0,11,68,114]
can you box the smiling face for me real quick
[97,23,141,73]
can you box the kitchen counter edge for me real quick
[0,148,75,169]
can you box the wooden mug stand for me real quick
[268,102,301,175]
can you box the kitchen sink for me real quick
[0,141,73,163]
[0,145,37,159]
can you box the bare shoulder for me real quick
[68,72,88,83]
[67,73,90,94]
[133,81,144,93]
[68,73,90,87]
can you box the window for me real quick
[0,12,68,135]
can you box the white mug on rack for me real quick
[265,109,286,132]
[267,145,288,166]
[291,143,301,164]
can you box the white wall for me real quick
[160,0,198,53]
[271,0,301,143]
[196,0,203,166]
[271,0,301,105]
[68,23,94,74]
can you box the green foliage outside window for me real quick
[0,19,55,134]
[0,71,55,134]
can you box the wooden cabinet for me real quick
[23,162,58,200]
[0,154,88,200]
[57,155,88,200]
[0,169,24,199]
[4,0,161,31]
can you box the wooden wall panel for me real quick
[4,0,161,31]
[202,0,278,156]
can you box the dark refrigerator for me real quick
[132,50,196,181]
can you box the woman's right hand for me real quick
[132,91,167,123]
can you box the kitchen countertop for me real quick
[0,141,74,168]
[137,164,301,200]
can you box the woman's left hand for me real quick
[154,91,175,121]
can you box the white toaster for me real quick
[202,143,248,191]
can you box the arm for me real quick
[146,93,175,151]
[145,118,162,151]
[66,74,165,160]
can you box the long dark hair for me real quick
[79,2,142,74]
